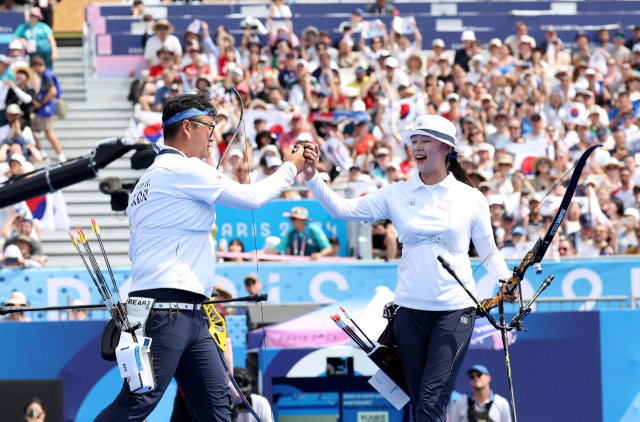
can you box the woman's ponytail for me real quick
[446,150,474,187]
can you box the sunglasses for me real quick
[156,26,169,31]
[188,119,216,138]
[469,372,484,380]
[509,126,519,130]
[558,247,568,252]
[594,230,606,234]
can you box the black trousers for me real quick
[394,306,476,422]
[94,289,230,422]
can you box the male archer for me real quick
[94,92,305,422]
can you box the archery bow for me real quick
[477,144,602,316]
[213,88,272,422]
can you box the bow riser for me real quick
[478,145,602,316]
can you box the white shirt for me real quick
[144,35,183,66]
[128,145,296,297]
[449,392,512,422]
[0,124,35,145]
[237,394,273,422]
[522,131,546,144]
[305,172,511,311]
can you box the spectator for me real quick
[131,0,144,17]
[558,238,576,257]
[364,0,396,16]
[389,20,422,69]
[449,365,512,422]
[144,19,182,68]
[454,30,475,72]
[578,223,609,257]
[244,273,263,295]
[0,104,40,163]
[624,26,640,51]
[223,238,246,262]
[23,397,46,421]
[13,8,57,70]
[275,206,332,259]
[29,56,65,162]
[69,299,89,321]
[0,291,32,321]
[327,235,341,257]
[0,0,24,12]
[8,39,28,68]
[624,230,640,254]
[5,66,36,127]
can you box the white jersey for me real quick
[305,171,510,311]
[128,144,296,297]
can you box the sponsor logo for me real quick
[461,316,469,324]
[549,209,566,237]
[407,201,415,206]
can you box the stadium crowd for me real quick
[0,2,66,269]
[127,3,640,261]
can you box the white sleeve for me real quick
[216,162,297,210]
[144,37,155,61]
[12,86,32,104]
[474,234,512,283]
[305,172,377,222]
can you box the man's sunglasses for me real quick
[187,119,216,138]
[469,372,484,380]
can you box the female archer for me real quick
[302,115,517,421]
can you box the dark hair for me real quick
[610,197,625,217]
[328,235,340,246]
[24,398,43,415]
[162,91,217,140]
[447,152,474,187]
[229,238,245,252]
[30,55,45,67]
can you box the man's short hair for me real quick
[30,55,45,67]
[162,91,216,140]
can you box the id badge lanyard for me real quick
[292,229,308,256]
[26,25,38,54]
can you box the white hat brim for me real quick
[401,128,465,154]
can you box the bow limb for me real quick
[479,144,602,314]
[216,347,263,422]
[216,88,244,170]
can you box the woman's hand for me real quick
[303,143,319,181]
[501,282,518,303]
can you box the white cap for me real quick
[71,299,85,307]
[351,100,366,112]
[470,54,484,64]
[228,149,244,159]
[296,59,308,68]
[518,35,536,48]
[265,155,283,169]
[7,290,28,305]
[401,115,463,153]
[624,208,640,220]
[9,154,26,166]
[387,161,401,171]
[296,132,313,143]
[585,68,597,76]
[217,108,230,118]
[376,147,390,156]
[346,86,359,97]
[431,38,445,48]
[447,93,460,102]
[6,104,22,115]
[3,245,23,260]
[232,67,244,77]
[461,30,476,42]
[633,44,640,53]
[487,194,504,207]
[477,143,495,155]
[9,39,23,50]
[262,144,280,156]
[384,56,399,68]
[262,236,281,250]
[318,172,331,182]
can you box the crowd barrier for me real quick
[2,257,639,321]
[0,309,637,422]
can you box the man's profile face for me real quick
[245,278,262,295]
[187,115,215,159]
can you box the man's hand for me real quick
[501,282,518,303]
[302,143,319,181]
[32,100,41,110]
[283,144,306,174]
[310,252,321,260]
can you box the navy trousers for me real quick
[394,307,476,422]
[94,290,230,422]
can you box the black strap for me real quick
[467,396,494,422]
[157,148,185,157]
